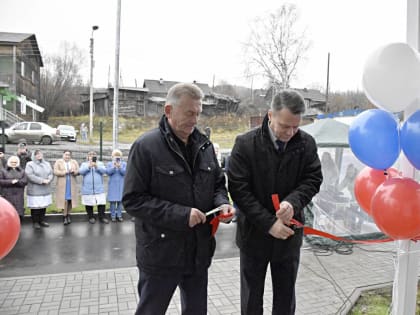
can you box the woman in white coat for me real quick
[25,149,53,229]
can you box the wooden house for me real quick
[0,32,44,118]
[82,79,241,117]
[80,87,148,117]
[143,79,240,116]
[264,87,326,113]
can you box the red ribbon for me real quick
[271,194,395,244]
[210,212,233,236]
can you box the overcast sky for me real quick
[0,0,407,92]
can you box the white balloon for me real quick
[362,43,420,112]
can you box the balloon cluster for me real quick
[349,43,420,240]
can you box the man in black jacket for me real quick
[123,82,235,315]
[16,142,31,169]
[228,89,322,315]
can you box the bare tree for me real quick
[244,4,310,89]
[40,42,85,119]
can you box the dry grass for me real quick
[50,114,249,149]
[349,285,420,315]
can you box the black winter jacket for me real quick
[123,115,229,275]
[228,114,322,260]
[0,166,27,216]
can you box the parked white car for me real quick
[57,125,77,142]
[0,121,61,145]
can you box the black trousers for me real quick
[240,250,300,315]
[31,208,46,223]
[85,205,106,218]
[135,268,208,315]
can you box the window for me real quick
[30,123,42,130]
[14,123,27,130]
[21,61,25,77]
[31,71,35,83]
[0,56,13,72]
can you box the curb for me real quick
[339,281,394,314]
[22,210,134,223]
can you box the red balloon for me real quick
[371,178,420,240]
[354,167,399,215]
[0,197,20,260]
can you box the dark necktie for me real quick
[276,139,285,152]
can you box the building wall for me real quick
[85,88,240,118]
[0,40,42,115]
[0,46,14,84]
[16,38,41,102]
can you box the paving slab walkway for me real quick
[0,241,403,315]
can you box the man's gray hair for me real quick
[166,83,204,107]
[271,89,306,115]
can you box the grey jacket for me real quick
[25,159,54,196]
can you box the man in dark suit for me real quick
[228,89,323,315]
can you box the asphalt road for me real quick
[0,215,239,278]
[0,140,239,277]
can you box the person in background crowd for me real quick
[320,151,339,193]
[16,142,32,169]
[221,152,230,172]
[338,163,358,199]
[0,155,28,222]
[228,89,323,315]
[0,148,6,169]
[26,149,54,229]
[79,151,108,224]
[123,82,235,315]
[106,149,127,222]
[204,126,212,139]
[0,148,6,195]
[54,150,80,225]
[213,143,223,167]
[80,123,88,141]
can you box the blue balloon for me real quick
[401,109,420,170]
[349,109,400,170]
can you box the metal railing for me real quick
[0,107,24,127]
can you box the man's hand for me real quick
[276,201,294,225]
[218,204,235,223]
[268,219,295,240]
[189,208,206,227]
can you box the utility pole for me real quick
[392,1,420,314]
[89,25,99,140]
[325,52,330,113]
[112,0,121,150]
[250,76,254,103]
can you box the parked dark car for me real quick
[0,121,60,145]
